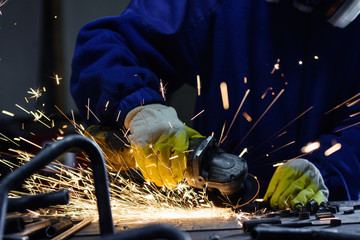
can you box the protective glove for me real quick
[125,104,203,189]
[263,158,329,209]
[85,125,137,171]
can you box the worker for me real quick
[71,0,360,209]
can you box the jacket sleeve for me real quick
[70,0,215,127]
[309,97,360,201]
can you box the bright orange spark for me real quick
[301,142,320,153]
[220,82,229,110]
[242,112,252,122]
[2,110,14,117]
[324,143,341,156]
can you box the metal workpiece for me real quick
[0,135,114,239]
[100,224,192,240]
[7,189,69,213]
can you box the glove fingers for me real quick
[268,166,300,208]
[290,185,316,207]
[278,174,311,209]
[131,146,151,182]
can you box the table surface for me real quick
[68,201,360,240]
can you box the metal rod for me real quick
[7,189,69,213]
[0,135,114,239]
[51,217,94,240]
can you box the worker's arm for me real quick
[71,1,217,186]
[71,0,218,127]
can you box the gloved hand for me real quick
[85,125,137,171]
[263,158,329,209]
[125,104,203,189]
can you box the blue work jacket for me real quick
[71,0,360,200]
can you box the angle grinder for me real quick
[87,126,259,206]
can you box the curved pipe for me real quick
[100,224,191,240]
[0,135,114,238]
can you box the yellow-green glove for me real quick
[125,104,203,189]
[263,158,329,209]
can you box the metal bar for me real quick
[51,217,94,240]
[0,135,114,239]
[7,189,69,213]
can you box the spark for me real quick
[197,75,201,96]
[273,162,284,167]
[314,56,319,60]
[261,87,272,99]
[298,60,303,65]
[50,73,62,85]
[324,143,342,156]
[0,133,20,146]
[105,101,109,111]
[242,112,252,122]
[159,79,166,100]
[85,104,101,123]
[2,110,14,117]
[347,98,360,108]
[168,121,173,129]
[271,58,280,74]
[71,110,76,128]
[244,77,247,84]
[334,121,360,132]
[239,148,247,158]
[220,82,229,110]
[325,92,360,115]
[19,137,43,149]
[0,0,8,7]
[87,98,90,120]
[191,110,204,121]
[267,141,295,155]
[221,89,250,144]
[236,89,285,149]
[218,121,226,146]
[27,87,42,100]
[301,141,320,153]
[15,104,30,114]
[350,111,360,118]
[169,155,178,160]
[116,110,121,122]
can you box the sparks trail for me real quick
[233,89,285,152]
[325,92,360,115]
[191,109,204,121]
[221,89,250,144]
[248,106,314,155]
[252,141,296,164]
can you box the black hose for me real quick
[0,134,114,239]
[7,189,69,213]
[100,224,191,240]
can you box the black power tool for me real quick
[185,136,259,206]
